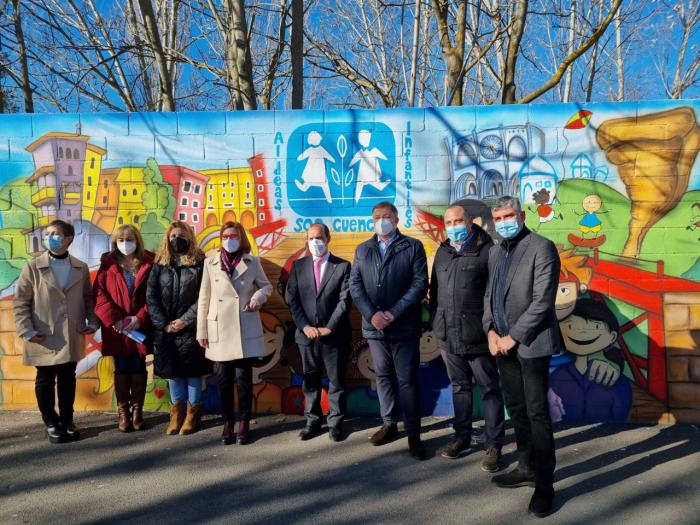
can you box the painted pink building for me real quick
[160,165,210,235]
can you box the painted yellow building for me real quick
[82,144,106,221]
[201,166,257,229]
[92,168,120,233]
[115,166,146,227]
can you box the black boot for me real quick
[61,416,81,442]
[46,423,65,444]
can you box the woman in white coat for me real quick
[197,221,272,445]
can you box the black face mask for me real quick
[170,237,189,254]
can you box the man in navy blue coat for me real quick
[349,202,429,460]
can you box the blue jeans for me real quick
[169,377,203,405]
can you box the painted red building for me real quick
[160,165,210,235]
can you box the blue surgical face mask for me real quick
[43,234,63,253]
[495,219,521,240]
[446,224,468,244]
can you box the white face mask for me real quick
[222,239,240,253]
[375,218,395,237]
[117,240,136,256]
[308,239,327,258]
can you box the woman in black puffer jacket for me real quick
[147,221,212,435]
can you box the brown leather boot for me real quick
[180,402,202,435]
[130,373,147,431]
[237,420,250,445]
[114,373,132,432]
[166,401,185,435]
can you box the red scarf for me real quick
[220,250,242,280]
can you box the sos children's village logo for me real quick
[287,122,397,221]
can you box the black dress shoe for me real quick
[369,424,398,446]
[62,420,81,442]
[328,427,343,442]
[298,425,321,441]
[46,424,65,444]
[408,435,426,460]
[528,485,555,518]
[492,468,536,488]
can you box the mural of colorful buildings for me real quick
[0,101,699,425]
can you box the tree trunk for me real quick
[501,0,529,104]
[137,0,176,111]
[614,1,624,101]
[291,0,304,109]
[226,0,257,110]
[407,0,421,107]
[432,0,467,106]
[562,0,577,102]
[11,0,34,112]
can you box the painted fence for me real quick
[0,101,699,424]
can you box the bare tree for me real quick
[502,0,623,103]
[10,0,33,112]
[658,0,700,99]
[137,0,177,111]
[290,0,304,108]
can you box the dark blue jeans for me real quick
[441,350,505,449]
[368,338,421,435]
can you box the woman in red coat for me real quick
[94,225,155,432]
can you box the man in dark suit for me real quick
[349,202,429,460]
[285,223,352,442]
[483,196,561,518]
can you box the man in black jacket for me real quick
[429,204,505,471]
[349,202,429,460]
[285,223,352,442]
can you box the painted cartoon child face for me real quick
[358,129,372,148]
[533,188,551,205]
[560,314,617,356]
[582,195,602,213]
[356,347,375,382]
[252,323,285,384]
[420,330,441,363]
[556,281,579,321]
[307,131,322,147]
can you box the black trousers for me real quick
[368,338,421,435]
[216,359,254,423]
[35,361,77,427]
[497,353,556,486]
[441,350,505,449]
[299,340,346,429]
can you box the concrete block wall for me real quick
[0,101,699,423]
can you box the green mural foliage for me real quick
[141,158,175,229]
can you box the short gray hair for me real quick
[491,196,522,214]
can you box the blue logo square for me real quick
[286,122,396,216]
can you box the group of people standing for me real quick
[14,195,560,518]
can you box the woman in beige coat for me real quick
[13,220,99,444]
[197,221,272,445]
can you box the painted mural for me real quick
[1,101,699,424]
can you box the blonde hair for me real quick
[155,221,204,266]
[110,224,147,267]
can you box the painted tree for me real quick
[141,157,176,229]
